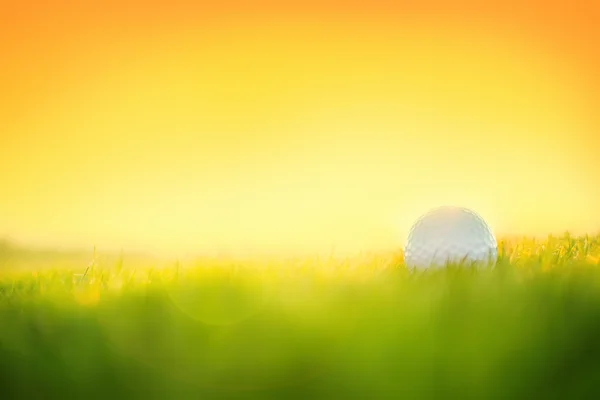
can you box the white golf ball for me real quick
[404,206,498,269]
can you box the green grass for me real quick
[1,233,600,399]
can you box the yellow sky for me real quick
[1,8,599,257]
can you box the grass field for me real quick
[1,233,600,399]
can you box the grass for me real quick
[1,233,600,399]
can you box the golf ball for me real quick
[404,206,498,269]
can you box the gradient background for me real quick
[1,1,599,257]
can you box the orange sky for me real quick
[1,1,599,257]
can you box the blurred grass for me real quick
[1,233,600,398]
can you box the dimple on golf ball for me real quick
[404,206,498,269]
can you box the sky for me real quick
[1,1,599,257]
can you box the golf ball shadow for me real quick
[165,267,268,327]
[96,270,329,393]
